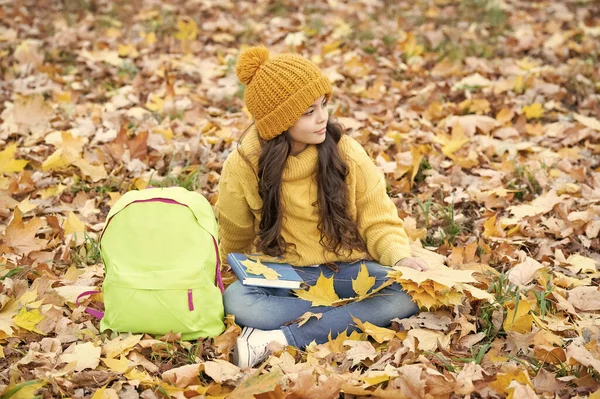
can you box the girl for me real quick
[215,46,427,369]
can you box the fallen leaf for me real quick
[568,286,600,311]
[63,211,86,237]
[295,311,323,327]
[59,342,102,372]
[0,143,29,173]
[352,263,376,297]
[102,356,130,373]
[2,380,47,399]
[161,363,201,388]
[508,257,545,286]
[241,258,281,280]
[573,113,600,131]
[102,334,143,359]
[293,273,340,307]
[406,329,451,351]
[230,369,284,399]
[344,340,377,366]
[203,359,242,382]
[0,297,18,337]
[14,307,45,334]
[503,299,535,334]
[352,316,396,343]
[2,208,47,255]
[522,103,544,119]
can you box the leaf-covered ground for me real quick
[1,0,600,398]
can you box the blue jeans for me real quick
[223,260,419,348]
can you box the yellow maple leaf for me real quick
[522,103,544,119]
[361,373,390,387]
[410,145,428,184]
[141,31,157,46]
[41,148,70,171]
[145,93,165,113]
[0,298,19,337]
[102,356,130,373]
[64,211,86,237]
[175,17,198,41]
[241,258,280,280]
[41,132,84,172]
[91,385,108,399]
[352,263,376,297]
[0,143,28,174]
[17,196,37,214]
[323,40,342,54]
[389,266,477,286]
[513,75,525,93]
[352,316,396,343]
[483,214,502,238]
[327,329,364,354]
[293,273,340,306]
[117,43,138,58]
[389,266,487,309]
[435,123,469,157]
[39,184,66,200]
[102,334,143,359]
[490,368,533,396]
[400,32,424,57]
[74,158,108,182]
[14,307,45,334]
[17,290,38,306]
[3,380,47,399]
[503,299,535,334]
[125,368,159,384]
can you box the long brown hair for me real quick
[238,119,367,258]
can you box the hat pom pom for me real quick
[236,46,269,85]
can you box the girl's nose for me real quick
[318,107,328,123]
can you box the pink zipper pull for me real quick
[188,289,194,311]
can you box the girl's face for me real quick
[287,95,329,156]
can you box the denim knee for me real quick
[378,283,420,320]
[222,281,300,330]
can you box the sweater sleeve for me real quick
[350,140,412,266]
[215,151,256,266]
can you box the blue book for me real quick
[227,253,304,289]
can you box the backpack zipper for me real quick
[188,289,194,311]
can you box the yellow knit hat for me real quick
[236,46,332,141]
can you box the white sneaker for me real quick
[233,327,288,369]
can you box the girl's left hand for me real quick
[394,257,429,271]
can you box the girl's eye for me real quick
[304,101,327,115]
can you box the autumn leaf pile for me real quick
[1,0,599,397]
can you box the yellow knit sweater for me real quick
[215,125,412,267]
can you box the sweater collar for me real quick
[239,124,318,181]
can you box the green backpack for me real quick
[89,187,225,340]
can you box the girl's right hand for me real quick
[394,257,429,272]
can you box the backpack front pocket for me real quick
[101,283,224,339]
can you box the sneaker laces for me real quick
[249,339,271,363]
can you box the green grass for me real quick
[71,178,122,196]
[507,163,543,200]
[414,158,432,184]
[149,163,204,192]
[70,232,102,267]
[478,272,519,341]
[415,193,463,246]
